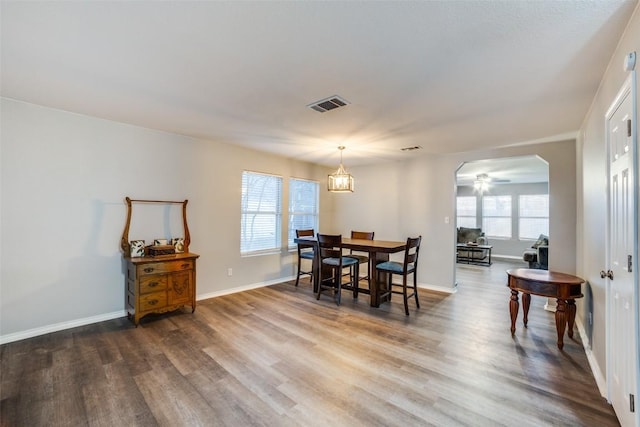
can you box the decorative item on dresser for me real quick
[120,197,200,326]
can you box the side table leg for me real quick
[510,290,519,335]
[522,293,531,328]
[555,298,567,350]
[567,299,576,338]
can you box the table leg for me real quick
[567,299,576,338]
[510,290,519,335]
[522,293,531,328]
[369,251,388,307]
[555,298,567,350]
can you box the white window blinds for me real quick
[241,171,282,255]
[288,178,319,247]
[456,196,477,228]
[482,195,512,238]
[519,194,549,239]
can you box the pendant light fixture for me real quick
[327,146,354,192]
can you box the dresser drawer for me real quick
[140,275,168,294]
[139,292,167,311]
[137,260,194,276]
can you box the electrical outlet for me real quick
[445,216,450,224]
[227,268,233,276]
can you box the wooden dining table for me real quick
[294,236,406,307]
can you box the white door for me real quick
[606,75,637,427]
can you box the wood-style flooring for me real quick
[1,260,619,426]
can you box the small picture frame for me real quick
[154,238,168,246]
[172,237,185,253]
[130,240,145,257]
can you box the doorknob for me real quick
[600,270,614,280]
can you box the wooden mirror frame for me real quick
[120,197,191,256]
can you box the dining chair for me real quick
[316,234,359,305]
[295,229,315,287]
[375,236,422,315]
[345,230,374,297]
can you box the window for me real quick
[519,194,549,239]
[456,196,477,228]
[482,195,512,238]
[288,178,319,247]
[241,171,282,255]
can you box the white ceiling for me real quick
[1,1,637,167]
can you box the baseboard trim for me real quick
[0,310,127,345]
[417,282,457,294]
[197,276,295,301]
[492,255,524,261]
[576,318,608,399]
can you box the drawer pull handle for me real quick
[144,267,154,273]
[181,263,190,269]
[148,299,158,306]
[148,282,159,288]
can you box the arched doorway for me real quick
[454,155,549,286]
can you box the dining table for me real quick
[294,236,407,307]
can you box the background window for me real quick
[288,178,319,247]
[482,195,512,238]
[519,194,549,239]
[456,196,477,228]
[241,171,282,255]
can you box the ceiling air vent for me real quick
[307,95,350,113]
[400,146,423,152]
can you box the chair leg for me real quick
[401,276,409,315]
[353,264,359,299]
[413,272,420,309]
[295,263,301,287]
[316,268,324,300]
[335,267,341,306]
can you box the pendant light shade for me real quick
[328,146,354,192]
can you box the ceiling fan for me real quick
[474,173,510,192]
[475,173,511,183]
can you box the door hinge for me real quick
[627,119,632,137]
[629,255,633,273]
[631,393,635,412]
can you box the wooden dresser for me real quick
[120,197,199,326]
[125,252,199,326]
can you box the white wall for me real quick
[577,4,640,390]
[335,140,576,292]
[0,98,333,342]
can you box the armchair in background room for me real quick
[523,234,549,270]
[456,227,490,262]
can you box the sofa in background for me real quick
[456,227,489,263]
[523,234,549,270]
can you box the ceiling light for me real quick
[474,173,490,193]
[328,146,354,193]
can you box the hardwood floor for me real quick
[1,260,619,426]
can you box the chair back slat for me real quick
[296,229,315,255]
[351,231,374,240]
[404,236,421,272]
[318,234,342,259]
[296,229,314,238]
